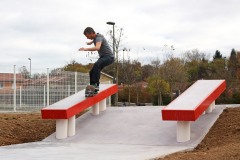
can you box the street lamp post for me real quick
[28,58,31,78]
[106,21,118,105]
[106,22,115,59]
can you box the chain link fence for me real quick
[0,69,90,111]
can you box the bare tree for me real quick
[183,49,209,63]
[107,26,126,104]
[19,66,30,78]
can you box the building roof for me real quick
[101,72,114,79]
[0,73,25,82]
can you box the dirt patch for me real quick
[0,111,85,146]
[0,108,240,160]
[158,107,240,160]
[0,112,55,146]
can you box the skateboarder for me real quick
[79,27,114,95]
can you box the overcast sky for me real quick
[1,0,240,73]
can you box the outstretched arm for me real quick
[86,41,94,45]
[79,42,101,51]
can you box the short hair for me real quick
[83,27,95,35]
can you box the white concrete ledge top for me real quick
[165,80,225,110]
[44,84,115,110]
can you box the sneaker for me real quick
[89,83,98,94]
[94,85,99,94]
[90,83,99,91]
[95,85,99,92]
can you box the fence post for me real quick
[75,72,77,93]
[108,81,111,107]
[68,85,71,96]
[47,68,49,106]
[20,86,22,108]
[13,65,16,112]
[43,85,46,107]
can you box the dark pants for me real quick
[90,55,114,85]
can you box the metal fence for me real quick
[0,69,91,111]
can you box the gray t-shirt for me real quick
[94,33,114,57]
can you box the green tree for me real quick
[213,50,222,60]
[142,64,154,81]
[208,59,228,79]
[198,60,209,79]
[147,76,170,105]
[183,49,209,81]
[232,91,240,104]
[64,60,91,73]
[161,57,188,100]
[228,48,237,77]
[118,59,142,103]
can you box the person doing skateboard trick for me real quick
[79,27,114,97]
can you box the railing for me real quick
[0,69,90,111]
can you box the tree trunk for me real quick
[128,85,131,103]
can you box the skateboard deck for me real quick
[85,85,98,97]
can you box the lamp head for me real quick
[106,21,115,25]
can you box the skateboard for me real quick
[85,85,98,97]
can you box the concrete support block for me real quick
[99,99,107,111]
[68,115,75,137]
[177,121,190,142]
[108,96,111,107]
[206,103,213,114]
[212,101,216,110]
[92,102,99,115]
[56,119,68,139]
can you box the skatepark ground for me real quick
[0,105,239,160]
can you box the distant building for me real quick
[100,72,114,83]
[0,73,25,92]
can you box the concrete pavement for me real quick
[0,105,230,160]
